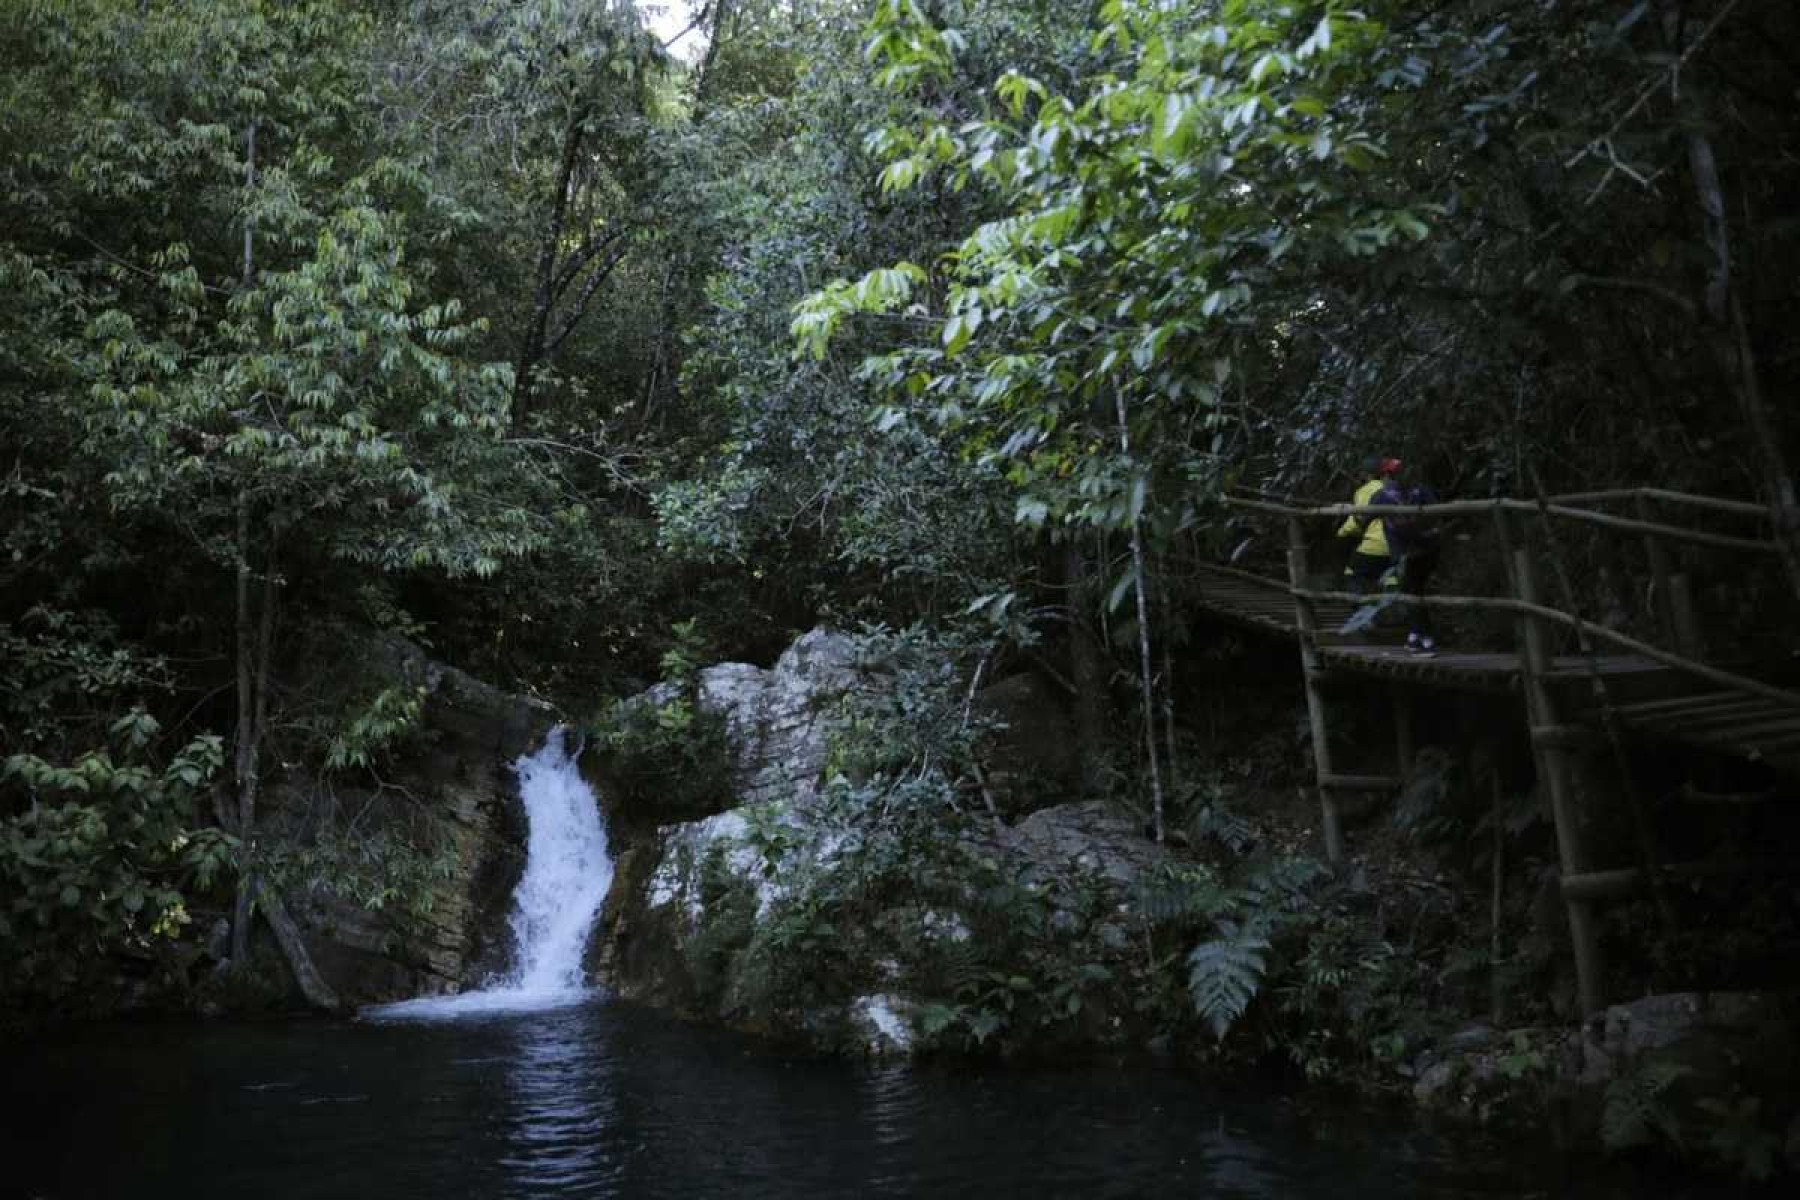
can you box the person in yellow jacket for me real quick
[1339,456,1403,592]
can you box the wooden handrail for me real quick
[1235,484,1768,520]
[1546,486,1769,519]
[1226,495,1778,554]
[1194,560,1295,590]
[1560,859,1757,902]
[1218,486,1794,715]
[1291,584,1800,709]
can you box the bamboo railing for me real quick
[1216,485,1795,1018]
[1547,486,1771,519]
[1227,494,1779,555]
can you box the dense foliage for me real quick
[4,7,1799,1174]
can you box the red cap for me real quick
[1379,457,1402,476]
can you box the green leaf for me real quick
[1106,567,1135,614]
[967,1009,1004,1043]
[1014,496,1050,527]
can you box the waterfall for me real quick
[365,726,612,1020]
[505,726,611,994]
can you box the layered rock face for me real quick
[594,630,868,999]
[636,628,864,812]
[605,797,1164,1055]
[262,636,555,1005]
[595,629,1157,1056]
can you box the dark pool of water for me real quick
[4,999,1691,1199]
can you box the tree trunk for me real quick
[1664,5,1800,597]
[230,118,259,962]
[241,119,256,286]
[256,879,342,1012]
[231,492,256,962]
[1115,390,1165,843]
[1158,566,1179,796]
[514,104,588,429]
[239,527,279,925]
[694,0,736,115]
[1488,766,1506,1026]
[1063,541,1107,793]
[222,119,338,1012]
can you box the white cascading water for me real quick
[364,726,612,1020]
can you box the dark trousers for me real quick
[1399,549,1438,636]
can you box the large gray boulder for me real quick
[602,793,1168,1056]
[596,626,1127,1056]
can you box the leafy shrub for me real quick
[0,712,234,1008]
[323,684,428,773]
[264,820,459,926]
[590,694,734,822]
[590,619,734,821]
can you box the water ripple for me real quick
[8,1001,1712,1200]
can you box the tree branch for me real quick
[1558,273,1697,317]
[545,238,633,355]
[550,224,630,303]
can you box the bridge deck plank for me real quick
[1190,563,1800,774]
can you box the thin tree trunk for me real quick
[1063,541,1107,794]
[239,530,279,929]
[1664,5,1800,597]
[961,649,1003,826]
[1489,767,1505,1025]
[231,492,256,962]
[1688,132,1800,594]
[230,515,277,963]
[514,104,588,429]
[1157,566,1179,796]
[256,879,342,1012]
[694,0,735,115]
[1115,390,1164,843]
[230,118,259,962]
[223,120,337,1009]
[241,119,256,284]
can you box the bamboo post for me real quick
[1489,766,1506,1026]
[1393,693,1415,779]
[1287,517,1343,864]
[1668,572,1703,660]
[1507,526,1605,1018]
[1636,493,1678,646]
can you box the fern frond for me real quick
[1188,802,1256,855]
[1241,856,1325,911]
[934,935,987,997]
[1135,866,1233,926]
[1186,920,1271,1040]
[1601,1061,1692,1151]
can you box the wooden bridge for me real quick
[1192,559,1800,772]
[1200,487,1800,1016]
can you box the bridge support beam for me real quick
[1511,543,1606,1019]
[1287,519,1344,863]
[1393,693,1414,778]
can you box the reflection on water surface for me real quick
[6,999,1693,1198]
